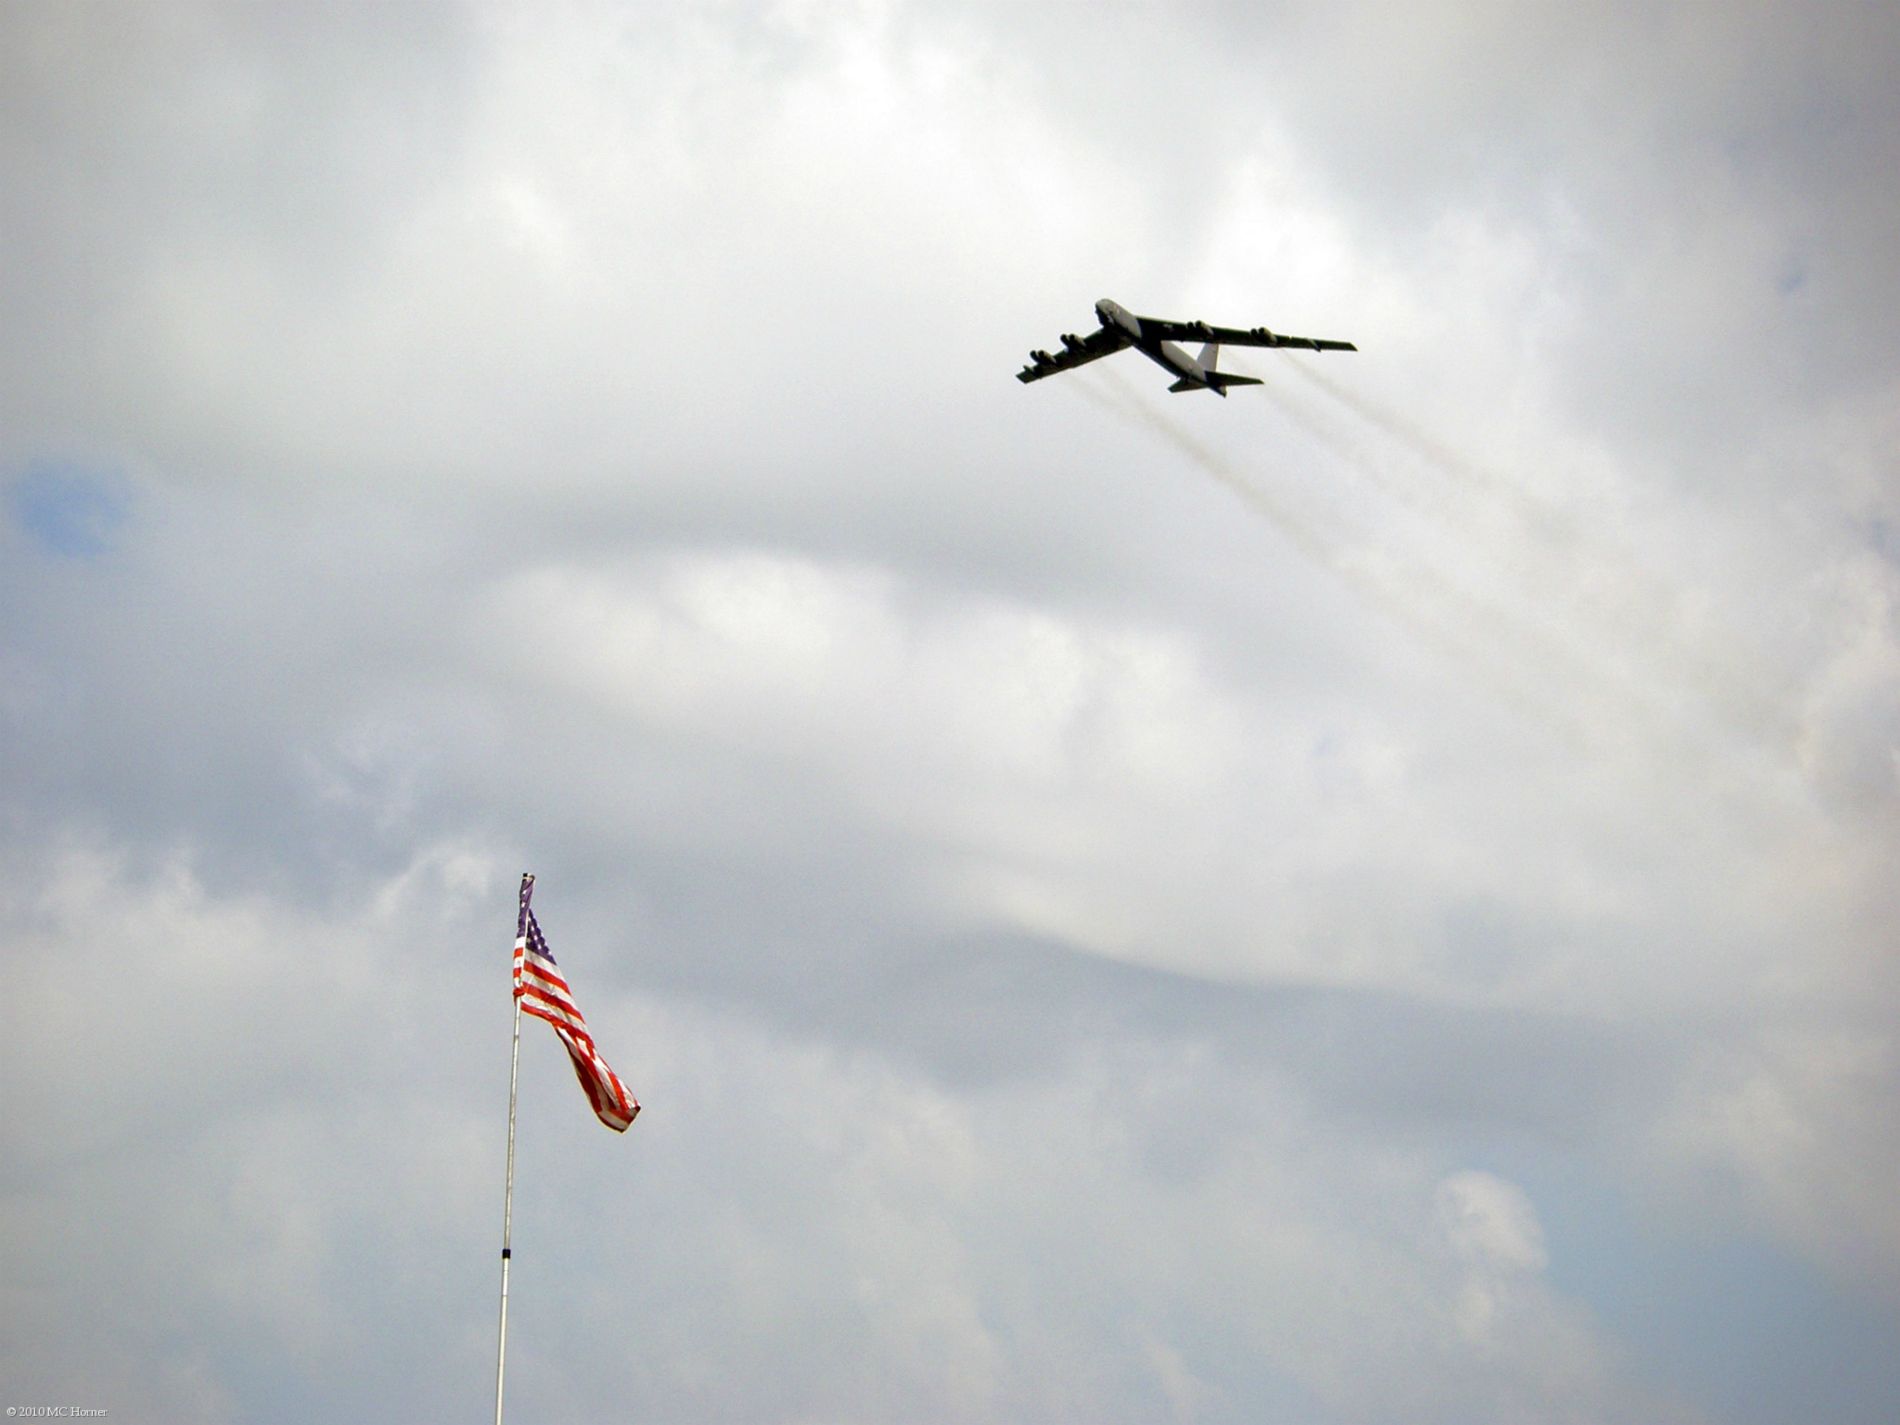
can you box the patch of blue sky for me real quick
[7,459,131,558]
[1466,1140,1900,1425]
[1866,515,1900,568]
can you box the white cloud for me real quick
[1434,1170,1551,1344]
[4,3,1898,1421]
[1664,1026,1900,1280]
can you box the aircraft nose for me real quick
[1095,299,1133,335]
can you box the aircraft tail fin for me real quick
[1168,372,1261,394]
[1197,341,1220,370]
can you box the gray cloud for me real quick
[3,3,1897,1422]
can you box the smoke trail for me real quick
[1281,360,1793,748]
[1261,362,1628,626]
[1247,369,1669,710]
[1287,360,1568,526]
[1074,365,1349,573]
[1070,366,1597,739]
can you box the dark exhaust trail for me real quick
[1249,370,1645,701]
[1279,360,1792,748]
[1072,367,1351,577]
[1071,366,1596,738]
[1286,360,1568,525]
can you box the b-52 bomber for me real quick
[1018,298,1355,396]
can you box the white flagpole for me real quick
[494,876,529,1425]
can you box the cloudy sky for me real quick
[4,3,1898,1421]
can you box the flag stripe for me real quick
[518,966,573,1002]
[516,955,587,1024]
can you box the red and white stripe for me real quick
[515,934,639,1133]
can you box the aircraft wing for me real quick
[1139,316,1357,352]
[1016,325,1132,383]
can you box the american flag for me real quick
[513,874,639,1132]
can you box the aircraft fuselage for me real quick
[1095,298,1226,396]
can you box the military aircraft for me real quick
[1017,298,1355,396]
